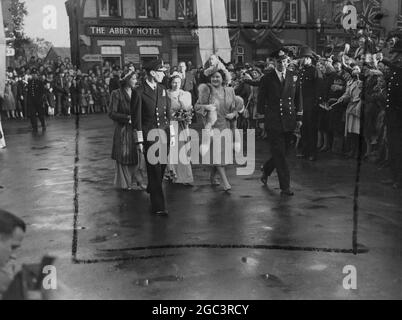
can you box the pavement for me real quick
[0,115,402,300]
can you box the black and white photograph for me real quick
[0,0,402,306]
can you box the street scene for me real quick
[1,0,402,301]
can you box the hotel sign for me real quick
[87,26,163,37]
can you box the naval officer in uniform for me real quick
[135,60,171,215]
[257,49,303,196]
[379,39,402,189]
[27,68,46,133]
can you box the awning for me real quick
[101,46,122,55]
[139,47,160,55]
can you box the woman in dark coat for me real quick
[109,69,146,191]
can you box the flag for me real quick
[196,0,232,65]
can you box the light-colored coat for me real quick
[340,79,362,136]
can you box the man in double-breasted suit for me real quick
[178,61,197,103]
[257,50,302,196]
[27,68,46,132]
[379,40,402,189]
[135,60,171,215]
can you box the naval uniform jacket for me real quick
[257,69,302,133]
[27,78,45,116]
[382,57,402,129]
[136,82,171,143]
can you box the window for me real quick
[226,0,238,21]
[261,0,269,22]
[99,0,121,17]
[285,0,298,23]
[177,0,195,19]
[101,46,122,68]
[254,0,269,22]
[237,46,244,55]
[138,0,160,18]
[236,46,244,65]
[254,0,260,21]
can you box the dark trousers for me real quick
[263,130,293,191]
[144,140,168,213]
[29,102,46,130]
[388,125,402,184]
[301,110,318,157]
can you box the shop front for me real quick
[80,25,172,71]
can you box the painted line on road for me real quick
[72,114,80,261]
[72,253,179,265]
[97,244,370,255]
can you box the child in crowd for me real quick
[65,90,72,116]
[44,81,56,117]
[99,87,109,113]
[91,84,100,113]
[87,90,95,114]
[80,88,88,114]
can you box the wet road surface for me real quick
[1,115,402,299]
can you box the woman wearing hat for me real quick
[109,68,146,191]
[165,73,194,185]
[297,46,319,161]
[195,60,243,192]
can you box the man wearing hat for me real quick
[27,68,46,133]
[378,38,402,189]
[257,49,302,196]
[297,46,319,161]
[136,59,171,215]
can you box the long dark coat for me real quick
[109,88,141,165]
[297,64,319,119]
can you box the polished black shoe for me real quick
[154,210,169,216]
[260,175,268,186]
[308,156,317,162]
[281,189,295,196]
